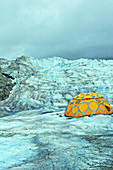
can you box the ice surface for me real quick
[0,56,113,169]
[0,111,113,169]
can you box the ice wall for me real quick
[0,56,113,114]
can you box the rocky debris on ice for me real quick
[0,56,113,114]
[0,68,15,101]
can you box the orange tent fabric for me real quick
[65,92,112,117]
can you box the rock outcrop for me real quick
[0,68,15,101]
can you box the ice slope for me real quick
[0,56,113,169]
[0,110,113,169]
[0,56,113,114]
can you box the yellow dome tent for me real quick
[65,92,112,117]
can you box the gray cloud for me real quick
[0,0,113,59]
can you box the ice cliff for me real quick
[0,56,113,115]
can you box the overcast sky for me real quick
[0,0,113,59]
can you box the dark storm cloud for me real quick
[0,0,113,59]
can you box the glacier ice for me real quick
[0,111,113,169]
[0,56,113,169]
[0,56,113,114]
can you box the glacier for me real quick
[0,111,113,169]
[0,56,113,169]
[0,56,113,114]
